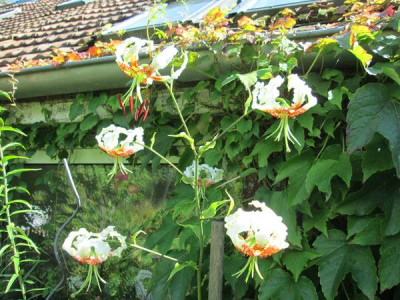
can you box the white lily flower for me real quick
[115,37,153,71]
[63,227,127,296]
[225,200,289,258]
[115,38,188,108]
[251,74,317,152]
[62,226,127,265]
[252,74,317,118]
[150,45,178,71]
[183,161,224,186]
[24,205,50,229]
[251,76,284,112]
[96,125,144,158]
[96,125,144,179]
[287,74,318,110]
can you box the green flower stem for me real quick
[188,66,217,80]
[194,156,204,300]
[132,141,184,177]
[131,243,179,262]
[216,176,241,189]
[163,81,197,156]
[305,48,322,77]
[212,110,253,144]
[0,142,26,300]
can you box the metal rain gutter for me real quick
[0,27,345,100]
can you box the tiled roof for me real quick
[0,0,152,68]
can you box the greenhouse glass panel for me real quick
[103,0,237,34]
[230,0,318,14]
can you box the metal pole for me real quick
[46,159,81,300]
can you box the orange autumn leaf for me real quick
[351,24,371,35]
[67,52,82,61]
[280,7,295,16]
[238,16,257,31]
[317,37,337,48]
[203,7,229,26]
[88,46,103,57]
[52,55,65,65]
[272,16,296,30]
[283,17,296,29]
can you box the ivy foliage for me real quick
[7,1,400,299]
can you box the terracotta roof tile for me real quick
[0,0,153,68]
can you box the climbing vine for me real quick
[4,0,400,299]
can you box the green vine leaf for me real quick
[258,269,318,300]
[79,114,99,132]
[313,230,378,300]
[379,233,400,292]
[249,138,282,168]
[169,260,196,300]
[88,92,108,113]
[361,134,394,181]
[224,253,248,298]
[349,44,372,68]
[282,250,321,282]
[144,215,180,253]
[69,95,84,121]
[265,191,302,247]
[347,83,400,177]
[367,62,400,86]
[201,199,230,219]
[215,71,239,91]
[337,175,400,236]
[5,273,18,293]
[275,150,314,205]
[0,90,11,100]
[237,71,257,114]
[350,216,384,246]
[168,261,197,281]
[389,12,400,32]
[305,150,352,199]
[303,202,330,236]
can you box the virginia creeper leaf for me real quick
[80,114,99,132]
[224,253,248,299]
[313,230,378,300]
[144,216,179,253]
[303,202,330,236]
[349,216,384,246]
[69,98,84,121]
[305,147,351,199]
[337,175,400,236]
[258,269,318,300]
[269,191,302,247]
[250,139,282,168]
[275,150,314,205]
[282,250,320,282]
[361,134,394,181]
[379,233,400,291]
[347,83,400,177]
[367,61,400,86]
[88,92,108,113]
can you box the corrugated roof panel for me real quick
[230,0,318,14]
[0,7,21,19]
[103,0,237,35]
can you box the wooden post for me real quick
[208,220,225,300]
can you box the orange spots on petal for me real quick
[236,244,282,258]
[264,101,308,119]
